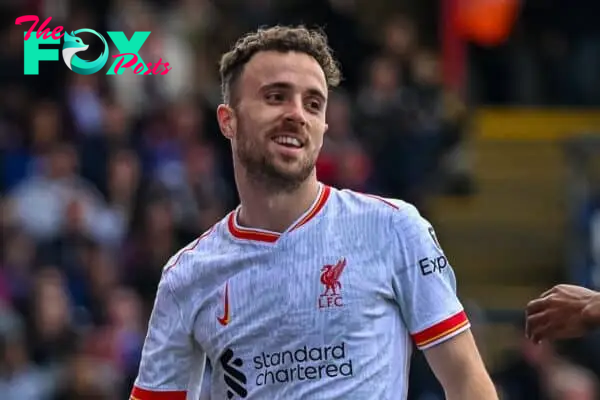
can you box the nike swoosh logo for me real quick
[217,282,230,326]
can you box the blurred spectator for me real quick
[66,74,105,138]
[106,148,143,229]
[410,49,472,195]
[0,306,57,400]
[318,90,374,191]
[2,99,64,192]
[78,101,137,197]
[380,14,419,86]
[355,54,439,205]
[0,229,36,314]
[106,1,194,116]
[26,268,78,368]
[124,195,184,306]
[83,287,145,396]
[494,334,600,400]
[8,142,126,247]
[172,142,232,235]
[52,351,120,400]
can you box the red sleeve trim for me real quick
[353,191,400,209]
[411,310,469,348]
[130,386,187,400]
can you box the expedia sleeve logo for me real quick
[418,255,448,276]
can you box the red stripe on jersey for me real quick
[354,192,400,209]
[228,184,331,242]
[227,211,280,242]
[412,310,469,348]
[290,185,331,231]
[130,386,187,400]
[164,226,214,272]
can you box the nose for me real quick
[283,97,307,126]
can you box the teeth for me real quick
[273,136,302,147]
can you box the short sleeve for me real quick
[198,361,212,400]
[391,205,470,350]
[131,274,206,399]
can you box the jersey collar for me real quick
[227,183,331,243]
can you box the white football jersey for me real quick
[131,183,470,400]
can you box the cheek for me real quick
[238,108,272,137]
[311,122,326,148]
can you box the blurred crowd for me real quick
[0,0,599,399]
[470,0,600,105]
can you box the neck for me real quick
[234,168,321,233]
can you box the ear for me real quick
[323,123,329,134]
[216,104,236,140]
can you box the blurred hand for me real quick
[526,284,600,342]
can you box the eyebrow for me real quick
[260,82,327,101]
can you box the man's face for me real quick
[223,51,328,192]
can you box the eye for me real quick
[265,92,285,103]
[306,98,323,113]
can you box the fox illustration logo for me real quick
[62,29,108,75]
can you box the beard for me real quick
[234,114,317,193]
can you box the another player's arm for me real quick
[131,271,205,400]
[526,284,600,341]
[391,205,497,400]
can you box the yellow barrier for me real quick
[473,108,600,140]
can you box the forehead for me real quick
[240,51,327,95]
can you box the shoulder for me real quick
[331,187,423,225]
[160,214,231,286]
[329,187,432,242]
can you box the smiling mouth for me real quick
[272,135,304,149]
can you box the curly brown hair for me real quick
[219,25,342,105]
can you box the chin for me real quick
[274,154,308,169]
[270,164,305,180]
[266,158,311,179]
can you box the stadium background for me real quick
[1,0,600,398]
